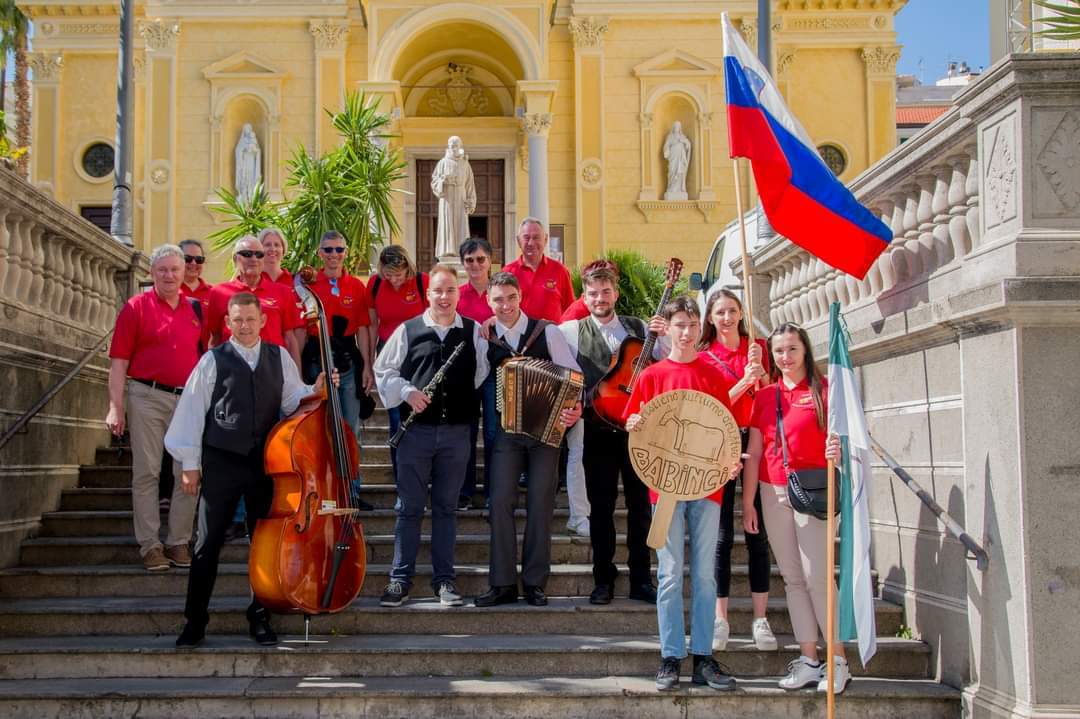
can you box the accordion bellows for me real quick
[496,357,584,447]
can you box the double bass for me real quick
[589,258,683,428]
[249,267,366,626]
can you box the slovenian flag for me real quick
[721,13,892,280]
[827,301,877,665]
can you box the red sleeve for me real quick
[366,274,379,307]
[559,297,587,322]
[281,286,305,331]
[353,278,371,327]
[206,287,226,339]
[108,301,138,360]
[623,372,654,423]
[559,265,574,311]
[749,385,770,431]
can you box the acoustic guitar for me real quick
[589,258,683,429]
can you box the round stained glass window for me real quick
[817,144,847,176]
[81,142,115,179]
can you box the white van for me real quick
[690,208,771,336]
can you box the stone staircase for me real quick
[0,411,960,718]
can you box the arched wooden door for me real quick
[416,158,505,271]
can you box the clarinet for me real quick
[387,341,466,449]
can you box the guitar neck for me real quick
[638,283,676,361]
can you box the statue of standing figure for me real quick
[431,136,477,259]
[663,121,691,201]
[234,123,262,206]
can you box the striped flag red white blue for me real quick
[721,13,892,280]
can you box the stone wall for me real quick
[0,164,144,568]
[743,54,1080,718]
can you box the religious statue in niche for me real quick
[663,121,691,201]
[431,136,477,259]
[234,123,262,205]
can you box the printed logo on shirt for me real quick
[342,295,353,306]
[544,279,557,291]
[792,392,815,407]
[262,297,278,308]
[404,291,419,304]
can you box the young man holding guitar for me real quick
[557,260,681,604]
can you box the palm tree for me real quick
[0,1,30,176]
[1034,1,1080,42]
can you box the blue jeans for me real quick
[462,374,497,500]
[390,422,470,589]
[337,367,363,494]
[656,498,721,659]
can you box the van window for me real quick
[703,236,726,288]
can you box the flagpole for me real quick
[826,456,837,718]
[731,159,755,343]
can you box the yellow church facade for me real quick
[21,0,904,275]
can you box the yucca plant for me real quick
[1034,0,1080,41]
[207,181,285,254]
[570,249,690,320]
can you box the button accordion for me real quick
[496,357,584,447]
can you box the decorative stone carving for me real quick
[787,16,872,31]
[639,112,654,130]
[569,16,609,50]
[28,53,63,82]
[133,54,146,82]
[697,113,714,130]
[425,63,489,116]
[776,50,796,78]
[738,18,757,52]
[580,159,602,190]
[234,124,262,205]
[663,121,691,201]
[139,20,180,52]
[522,112,552,138]
[861,46,901,76]
[431,136,476,259]
[984,117,1017,229]
[309,19,350,52]
[1036,109,1080,212]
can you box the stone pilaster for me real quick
[861,45,901,163]
[139,20,180,250]
[310,19,350,154]
[27,52,64,197]
[569,15,608,261]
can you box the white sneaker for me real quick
[816,657,851,694]
[712,617,730,651]
[567,518,590,537]
[435,581,463,607]
[751,617,778,650]
[779,656,824,690]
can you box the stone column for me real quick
[569,15,608,261]
[523,112,552,230]
[310,19,350,155]
[139,20,180,250]
[27,53,63,197]
[861,46,901,163]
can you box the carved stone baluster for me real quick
[813,260,831,320]
[59,242,76,320]
[93,258,111,330]
[68,249,85,325]
[27,226,46,308]
[768,270,783,328]
[889,194,914,282]
[0,208,11,300]
[41,233,61,315]
[915,174,939,274]
[963,148,981,251]
[929,166,954,267]
[945,154,971,260]
[824,270,842,311]
[866,200,891,293]
[3,213,25,301]
[85,257,103,330]
[78,253,96,326]
[14,217,36,303]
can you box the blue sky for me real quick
[895,0,991,82]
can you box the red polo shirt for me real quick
[458,281,494,323]
[179,279,213,314]
[307,270,370,337]
[264,269,293,288]
[206,275,303,347]
[109,289,202,388]
[624,357,734,505]
[369,272,428,344]
[700,337,770,427]
[750,378,829,486]
[560,296,589,322]
[503,255,574,323]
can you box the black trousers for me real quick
[184,445,274,629]
[716,430,771,596]
[582,419,653,588]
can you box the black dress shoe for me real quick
[523,586,548,606]
[628,582,658,603]
[246,606,278,646]
[475,586,518,607]
[354,497,375,512]
[589,584,614,605]
[223,521,247,542]
[175,622,205,648]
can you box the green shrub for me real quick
[570,249,689,319]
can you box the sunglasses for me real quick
[184,255,205,265]
[236,250,265,259]
[329,277,340,297]
[463,256,489,265]
[321,246,347,254]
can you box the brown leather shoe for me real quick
[142,546,169,571]
[164,544,192,568]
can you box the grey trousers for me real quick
[488,429,561,589]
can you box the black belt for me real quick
[132,378,183,396]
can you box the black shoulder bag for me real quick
[775,386,840,521]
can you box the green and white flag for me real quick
[827,302,877,665]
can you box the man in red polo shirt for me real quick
[106,244,202,572]
[179,239,212,312]
[503,217,574,323]
[205,235,303,368]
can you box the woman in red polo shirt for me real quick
[367,245,428,477]
[697,289,774,653]
[742,323,847,694]
[258,227,293,287]
[456,238,495,510]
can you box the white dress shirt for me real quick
[558,312,668,360]
[489,311,582,373]
[373,310,488,409]
[164,337,314,471]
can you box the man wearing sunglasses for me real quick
[179,239,213,314]
[205,236,304,368]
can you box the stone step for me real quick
[0,634,930,680]
[19,532,771,567]
[0,561,818,599]
[79,463,460,488]
[0,675,961,719]
[38,508,627,536]
[0,596,905,638]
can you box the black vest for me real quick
[576,315,647,393]
[398,316,478,426]
[487,316,552,371]
[203,342,284,455]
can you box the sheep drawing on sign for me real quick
[650,410,725,463]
